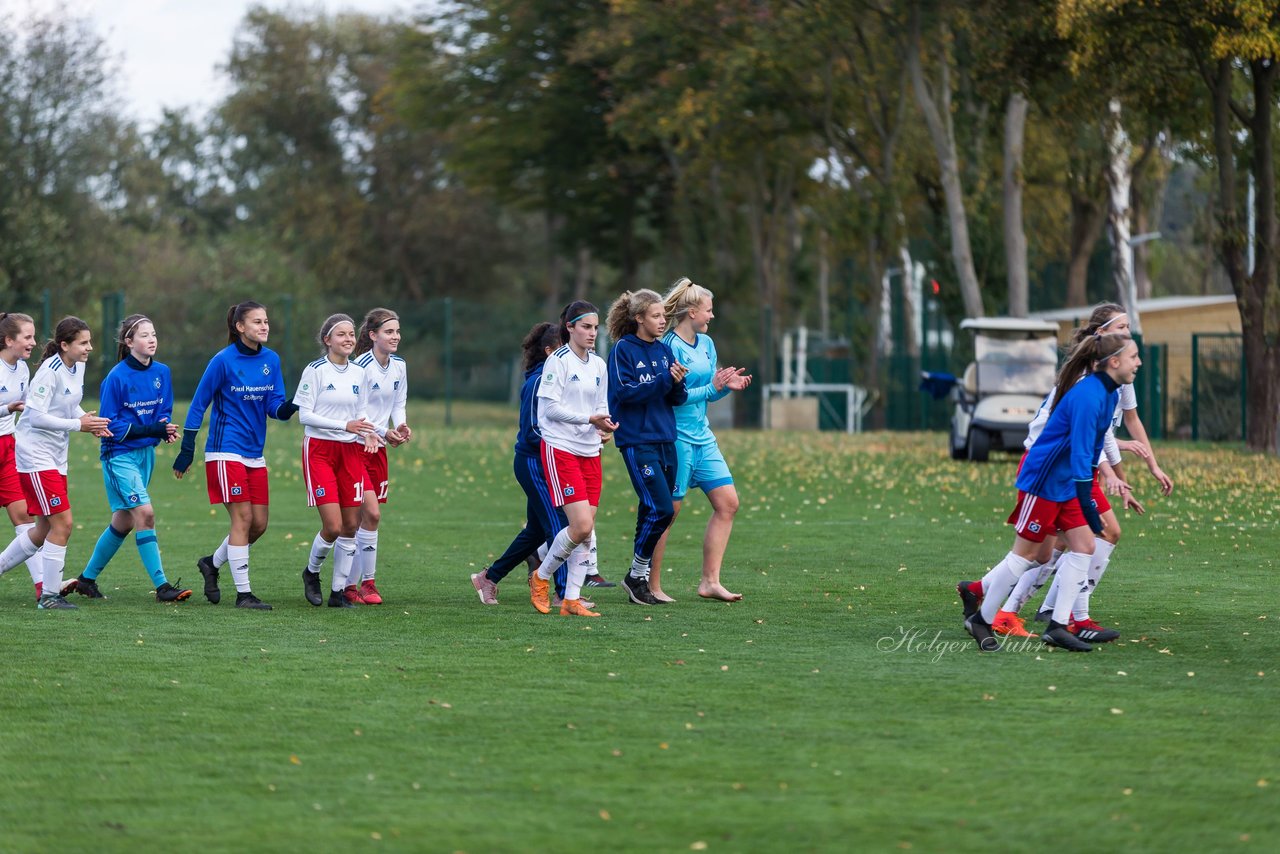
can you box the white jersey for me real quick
[537,344,610,457]
[0,357,30,437]
[294,357,371,443]
[1025,381,1137,465]
[15,355,86,474]
[353,351,408,432]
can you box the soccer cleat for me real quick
[343,584,366,605]
[359,578,382,605]
[992,609,1036,637]
[560,598,601,617]
[623,574,659,606]
[1033,608,1053,624]
[964,615,1001,652]
[583,573,616,588]
[235,591,272,610]
[327,590,354,608]
[155,581,192,602]
[529,572,551,614]
[64,575,106,599]
[302,568,323,606]
[197,555,220,604]
[956,580,982,620]
[1069,618,1120,643]
[471,572,499,605]
[1042,624,1093,652]
[37,593,78,610]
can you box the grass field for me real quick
[0,401,1277,852]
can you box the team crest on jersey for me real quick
[352,385,359,394]
[1028,521,1041,533]
[262,365,271,375]
[393,381,400,390]
[316,487,326,497]
[231,486,242,496]
[50,497,62,507]
[595,376,600,386]
[563,485,575,497]
[154,378,162,389]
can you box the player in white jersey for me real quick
[296,314,381,609]
[0,312,44,599]
[529,300,617,617]
[348,308,412,605]
[0,317,111,609]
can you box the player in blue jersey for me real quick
[172,301,299,610]
[959,332,1142,653]
[605,288,689,606]
[649,277,751,602]
[347,308,412,605]
[471,322,580,606]
[63,315,191,603]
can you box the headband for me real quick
[569,312,597,325]
[1099,341,1130,363]
[124,316,151,339]
[1097,313,1127,331]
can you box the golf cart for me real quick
[949,318,1059,461]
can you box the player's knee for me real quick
[132,507,156,529]
[362,505,381,528]
[718,493,740,516]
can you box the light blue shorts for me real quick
[672,440,733,501]
[102,447,155,512]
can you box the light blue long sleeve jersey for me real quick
[182,340,291,458]
[663,330,730,446]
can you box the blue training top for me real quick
[663,330,730,446]
[514,363,544,458]
[183,340,291,458]
[606,334,688,448]
[1016,372,1119,503]
[98,355,174,460]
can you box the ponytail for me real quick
[227,301,266,344]
[521,321,560,370]
[355,307,399,358]
[662,276,714,329]
[1069,303,1127,347]
[116,313,151,363]
[606,288,663,341]
[1050,332,1132,415]
[558,300,599,345]
[41,316,90,362]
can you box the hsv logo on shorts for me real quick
[641,464,653,478]
[316,487,326,497]
[231,486,243,496]
[563,486,575,497]
[50,496,62,507]
[128,493,140,504]
[1029,521,1041,533]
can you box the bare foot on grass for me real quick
[697,582,742,602]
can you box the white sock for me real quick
[1041,553,1069,613]
[1000,561,1042,612]
[228,544,251,593]
[536,542,549,562]
[213,536,230,568]
[978,552,1034,623]
[1051,550,1091,625]
[536,528,579,580]
[1072,539,1116,621]
[332,536,356,592]
[352,527,378,584]
[565,544,589,601]
[40,541,67,594]
[307,533,335,573]
[629,554,651,580]
[14,523,41,585]
[0,529,39,575]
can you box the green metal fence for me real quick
[1188,333,1245,442]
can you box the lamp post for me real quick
[1124,231,1160,336]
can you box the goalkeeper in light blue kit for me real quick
[64,315,191,602]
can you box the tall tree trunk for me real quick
[573,246,592,299]
[1003,91,1030,316]
[543,211,566,317]
[1104,99,1141,333]
[1244,59,1280,452]
[817,229,831,341]
[907,10,983,318]
[1067,190,1106,307]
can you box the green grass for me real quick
[0,404,1277,852]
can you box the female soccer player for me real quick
[348,308,410,604]
[0,312,43,599]
[981,304,1173,640]
[959,332,1142,652]
[528,301,617,617]
[471,322,577,606]
[64,315,191,602]
[0,317,111,609]
[297,314,381,608]
[605,288,688,606]
[650,277,752,602]
[173,301,298,610]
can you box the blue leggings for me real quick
[486,453,569,594]
[620,442,677,561]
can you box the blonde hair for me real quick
[662,276,714,329]
[606,289,664,341]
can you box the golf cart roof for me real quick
[959,317,1059,335]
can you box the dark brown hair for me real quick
[227,301,267,345]
[41,316,91,362]
[1069,303,1127,347]
[116,314,152,363]
[355,308,399,358]
[1050,332,1133,414]
[558,300,599,345]
[522,322,561,371]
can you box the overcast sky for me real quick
[9,1,413,125]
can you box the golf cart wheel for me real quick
[967,428,990,462]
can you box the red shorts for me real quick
[361,446,390,504]
[303,437,373,508]
[1090,470,1112,514]
[20,469,70,517]
[1006,490,1087,542]
[541,443,601,507]
[205,460,270,505]
[0,434,24,507]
